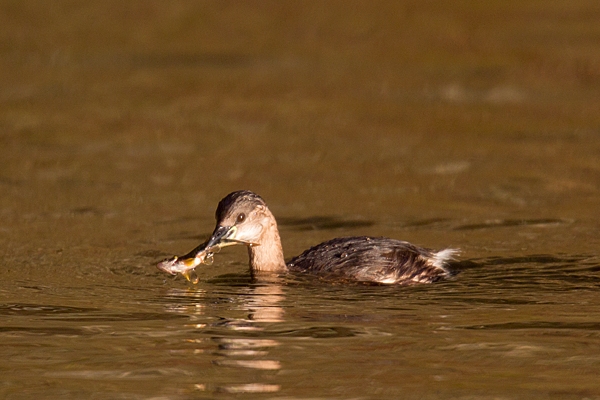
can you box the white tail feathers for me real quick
[430,248,460,269]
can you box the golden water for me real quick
[1,2,600,398]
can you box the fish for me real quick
[157,239,220,284]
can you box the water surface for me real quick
[1,1,600,399]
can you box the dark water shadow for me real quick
[0,302,187,322]
[76,51,254,70]
[394,218,453,229]
[454,218,573,231]
[450,253,598,270]
[446,253,600,296]
[0,176,23,186]
[129,52,252,69]
[206,273,254,287]
[447,254,585,272]
[459,321,600,331]
[278,216,374,231]
[0,326,87,336]
[203,325,363,339]
[69,207,105,216]
[0,303,98,316]
[153,216,204,225]
[479,254,583,265]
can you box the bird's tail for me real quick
[431,248,460,269]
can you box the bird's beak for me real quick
[206,225,242,248]
[206,224,259,248]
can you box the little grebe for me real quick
[159,190,458,285]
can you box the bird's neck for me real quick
[248,213,287,274]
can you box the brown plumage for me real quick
[199,190,458,285]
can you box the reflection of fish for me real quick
[157,239,219,283]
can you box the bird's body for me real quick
[287,236,454,284]
[158,190,458,285]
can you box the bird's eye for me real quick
[236,213,246,223]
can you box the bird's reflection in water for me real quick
[231,280,286,324]
[164,278,285,394]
